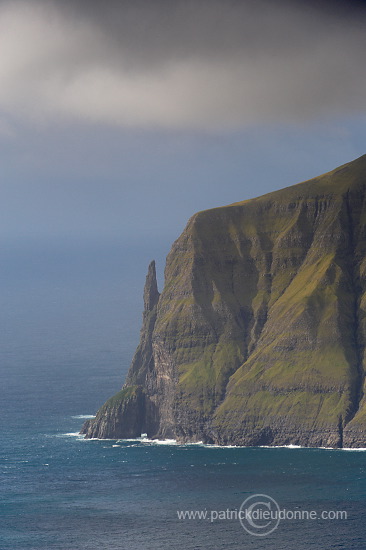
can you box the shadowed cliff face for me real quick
[82,155,366,447]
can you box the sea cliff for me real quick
[82,155,366,447]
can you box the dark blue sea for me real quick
[1,242,365,550]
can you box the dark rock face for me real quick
[125,260,160,388]
[80,386,145,439]
[143,260,160,312]
[82,155,366,448]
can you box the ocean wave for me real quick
[61,432,366,451]
[142,438,177,445]
[59,432,85,438]
[341,447,366,452]
[118,437,178,445]
[259,444,303,449]
[71,415,96,419]
[202,444,239,448]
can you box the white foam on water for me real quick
[257,444,366,452]
[112,436,178,445]
[261,445,366,452]
[59,432,85,439]
[115,438,144,442]
[341,447,366,452]
[260,444,303,449]
[140,437,177,445]
[62,432,366,451]
[71,415,96,419]
[202,444,239,448]
[81,435,117,441]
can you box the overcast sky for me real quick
[1,0,366,248]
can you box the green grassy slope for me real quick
[154,154,366,446]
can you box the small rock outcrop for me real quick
[82,155,366,448]
[81,386,145,439]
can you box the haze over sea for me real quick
[1,241,365,550]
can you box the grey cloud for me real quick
[1,0,366,130]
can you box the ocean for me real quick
[1,242,365,550]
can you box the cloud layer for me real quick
[1,0,366,130]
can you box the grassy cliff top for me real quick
[175,154,366,246]
[194,154,366,221]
